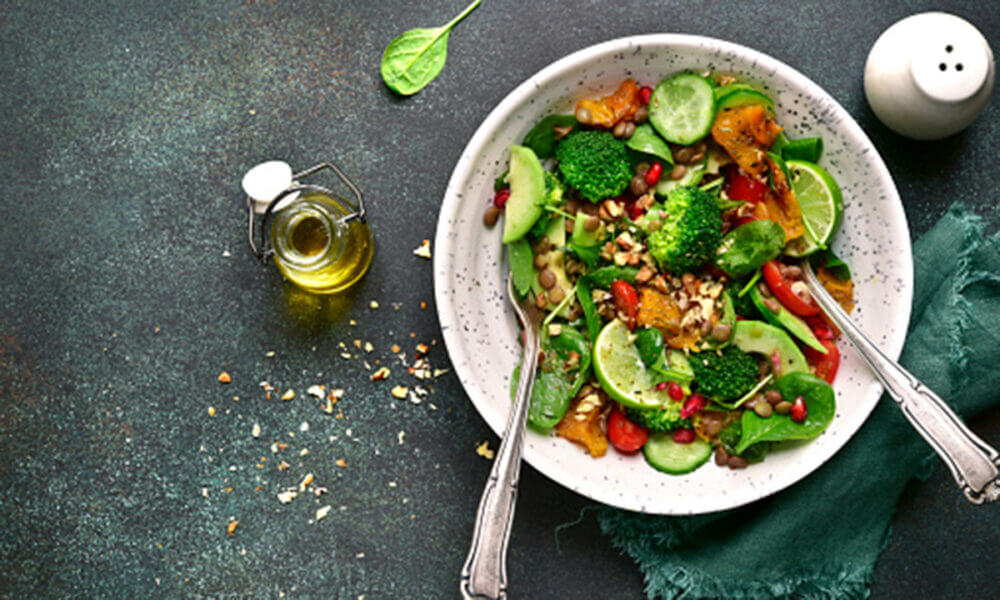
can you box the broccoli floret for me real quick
[689,345,758,401]
[646,186,723,274]
[555,130,632,202]
[529,171,566,238]
[626,402,691,432]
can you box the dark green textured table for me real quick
[1,1,998,598]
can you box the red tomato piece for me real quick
[608,409,649,453]
[723,165,768,204]
[610,280,639,330]
[762,261,820,317]
[804,339,840,384]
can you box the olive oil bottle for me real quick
[245,161,373,295]
[269,192,373,294]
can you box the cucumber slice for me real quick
[714,83,775,114]
[643,433,713,475]
[649,73,716,145]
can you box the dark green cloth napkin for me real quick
[597,204,1000,599]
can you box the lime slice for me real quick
[593,319,673,409]
[784,160,843,257]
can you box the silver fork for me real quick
[802,262,1000,503]
[460,275,544,599]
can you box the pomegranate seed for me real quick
[655,382,669,391]
[644,162,663,186]
[493,188,510,209]
[673,428,696,444]
[639,86,653,105]
[680,393,706,418]
[791,396,808,423]
[668,382,684,401]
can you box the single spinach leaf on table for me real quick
[734,372,835,454]
[507,239,536,297]
[380,0,481,96]
[511,325,592,430]
[625,123,675,165]
[714,219,785,278]
[523,114,577,159]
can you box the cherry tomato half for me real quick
[762,261,820,317]
[724,164,768,204]
[607,409,649,453]
[804,339,840,384]
[610,280,639,330]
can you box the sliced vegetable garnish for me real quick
[649,73,717,145]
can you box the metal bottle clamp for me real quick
[246,161,367,263]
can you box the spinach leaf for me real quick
[523,114,577,159]
[380,0,481,96]
[782,137,824,163]
[734,372,835,453]
[766,151,791,190]
[494,169,509,191]
[507,239,535,297]
[714,219,785,278]
[583,265,638,288]
[625,124,674,165]
[575,266,639,341]
[566,241,602,270]
[719,417,770,462]
[512,325,591,430]
[810,248,852,281]
[634,327,664,368]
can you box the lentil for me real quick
[765,389,783,406]
[623,121,636,138]
[774,400,793,415]
[533,254,549,269]
[613,120,628,138]
[711,322,732,341]
[758,282,772,297]
[727,455,749,469]
[763,298,782,313]
[634,105,649,123]
[714,446,730,466]
[483,205,500,227]
[583,215,601,232]
[549,286,566,303]
[669,163,687,180]
[629,175,650,196]
[753,401,773,418]
[538,269,557,289]
[636,162,651,177]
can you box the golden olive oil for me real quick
[269,192,373,294]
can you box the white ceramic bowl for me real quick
[434,35,912,515]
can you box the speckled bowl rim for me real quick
[434,34,912,514]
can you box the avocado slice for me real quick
[530,216,573,315]
[748,285,827,353]
[570,211,605,247]
[731,320,808,376]
[501,145,546,243]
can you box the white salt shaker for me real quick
[864,12,995,140]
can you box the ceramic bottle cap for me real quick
[242,160,300,214]
[864,12,995,140]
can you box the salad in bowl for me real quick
[484,72,856,476]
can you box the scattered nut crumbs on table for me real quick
[412,239,432,259]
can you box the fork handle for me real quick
[804,265,1000,503]
[460,331,539,599]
